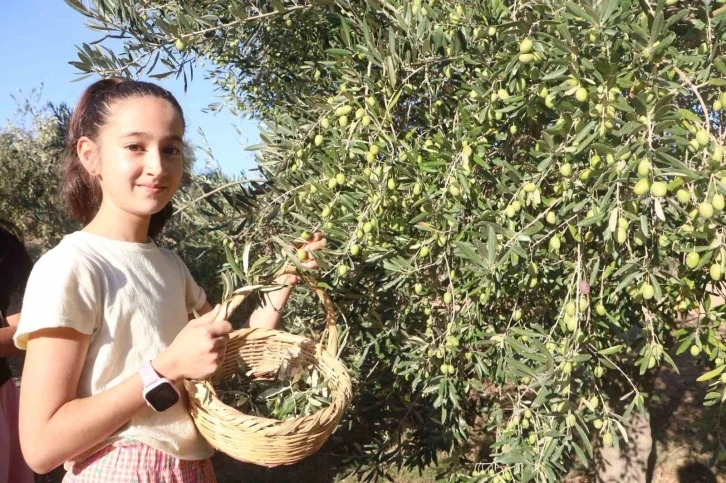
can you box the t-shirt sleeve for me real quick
[14,249,101,350]
[1,233,34,318]
[177,257,206,313]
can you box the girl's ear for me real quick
[77,136,100,177]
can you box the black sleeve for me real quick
[0,231,34,318]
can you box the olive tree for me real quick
[0,92,76,245]
[68,0,726,480]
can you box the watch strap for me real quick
[139,361,161,388]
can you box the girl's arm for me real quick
[246,274,294,329]
[247,233,326,330]
[191,234,326,331]
[19,307,231,474]
[192,281,292,330]
[20,328,145,473]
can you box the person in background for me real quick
[0,219,35,483]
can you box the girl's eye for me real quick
[164,146,182,156]
[126,143,144,152]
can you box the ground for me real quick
[647,350,725,483]
[562,347,725,483]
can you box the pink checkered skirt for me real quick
[0,380,33,483]
[62,439,216,483]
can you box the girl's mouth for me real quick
[137,184,167,194]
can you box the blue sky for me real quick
[0,0,260,177]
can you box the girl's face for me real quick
[83,95,185,221]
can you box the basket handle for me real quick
[214,265,338,357]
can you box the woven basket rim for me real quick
[186,327,352,430]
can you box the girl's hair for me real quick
[62,77,185,239]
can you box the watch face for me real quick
[146,382,180,412]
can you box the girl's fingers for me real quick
[301,260,319,270]
[305,238,327,252]
[275,273,300,285]
[213,333,230,349]
[292,233,325,250]
[280,274,300,285]
[190,304,221,326]
[210,318,233,337]
[289,234,325,273]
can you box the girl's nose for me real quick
[144,149,165,175]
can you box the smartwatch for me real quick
[139,361,180,412]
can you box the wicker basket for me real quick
[184,270,352,467]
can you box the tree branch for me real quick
[667,62,711,132]
[179,5,314,41]
[173,178,266,215]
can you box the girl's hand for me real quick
[247,232,326,329]
[279,231,327,286]
[153,305,232,382]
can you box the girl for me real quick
[0,219,34,483]
[14,78,325,482]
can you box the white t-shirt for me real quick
[14,231,215,468]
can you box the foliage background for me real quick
[7,0,726,481]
